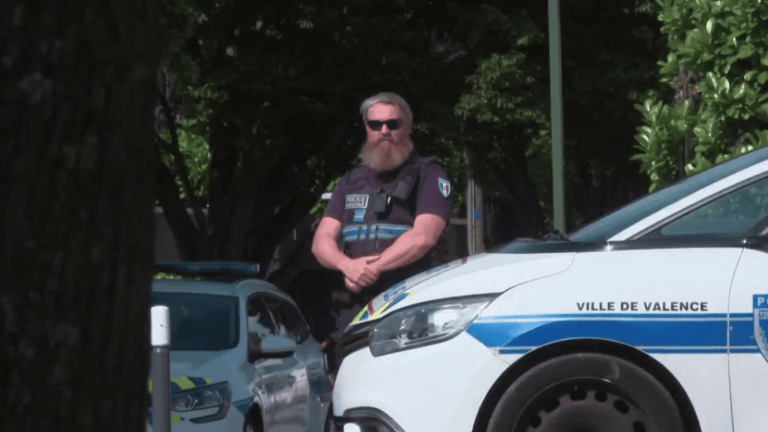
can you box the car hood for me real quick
[349,251,576,327]
[170,350,241,377]
[148,349,242,393]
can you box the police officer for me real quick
[311,92,454,366]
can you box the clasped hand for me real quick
[340,255,381,293]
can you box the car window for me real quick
[261,295,311,344]
[247,296,278,351]
[280,299,312,343]
[567,146,768,242]
[649,175,768,237]
[151,292,239,351]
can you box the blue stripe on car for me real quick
[466,312,759,354]
[233,398,253,416]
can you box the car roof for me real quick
[151,277,290,302]
[151,261,299,304]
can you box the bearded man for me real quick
[311,92,454,361]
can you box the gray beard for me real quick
[360,138,413,172]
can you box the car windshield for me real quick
[568,146,768,242]
[151,292,240,351]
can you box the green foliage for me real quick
[449,0,667,234]
[455,50,551,207]
[633,0,768,191]
[309,177,340,218]
[154,272,182,280]
[456,52,547,126]
[158,0,201,84]
[158,118,211,202]
[153,272,207,280]
[154,0,219,205]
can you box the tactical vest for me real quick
[339,155,441,259]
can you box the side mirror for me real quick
[249,335,297,362]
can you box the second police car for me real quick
[330,145,768,432]
[146,262,334,432]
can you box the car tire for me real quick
[244,412,262,432]
[323,404,334,432]
[486,353,687,432]
[323,411,336,432]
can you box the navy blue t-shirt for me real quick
[324,155,453,259]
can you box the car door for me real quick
[260,294,312,432]
[717,176,768,432]
[247,294,306,432]
[635,172,768,432]
[729,239,768,432]
[267,295,331,432]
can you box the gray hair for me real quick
[359,92,413,125]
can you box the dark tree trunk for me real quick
[0,0,159,430]
[483,198,521,248]
[504,149,547,237]
[482,132,547,239]
[207,115,240,260]
[156,144,201,261]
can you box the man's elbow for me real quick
[311,235,324,259]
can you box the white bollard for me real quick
[151,306,171,347]
[151,305,171,432]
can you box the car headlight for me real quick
[369,295,495,357]
[172,381,232,424]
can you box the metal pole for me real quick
[465,150,475,255]
[467,178,475,256]
[548,0,566,233]
[474,184,485,253]
[151,305,172,432]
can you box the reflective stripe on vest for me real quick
[341,223,412,242]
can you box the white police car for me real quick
[146,262,333,432]
[330,145,768,432]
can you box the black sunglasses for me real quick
[366,119,403,131]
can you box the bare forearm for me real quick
[372,231,433,273]
[311,235,350,271]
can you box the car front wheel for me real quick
[244,412,262,432]
[486,353,687,432]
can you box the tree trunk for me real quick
[0,0,159,430]
[207,115,240,260]
[483,132,547,238]
[156,144,200,261]
[483,198,521,247]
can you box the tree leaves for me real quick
[634,0,768,191]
